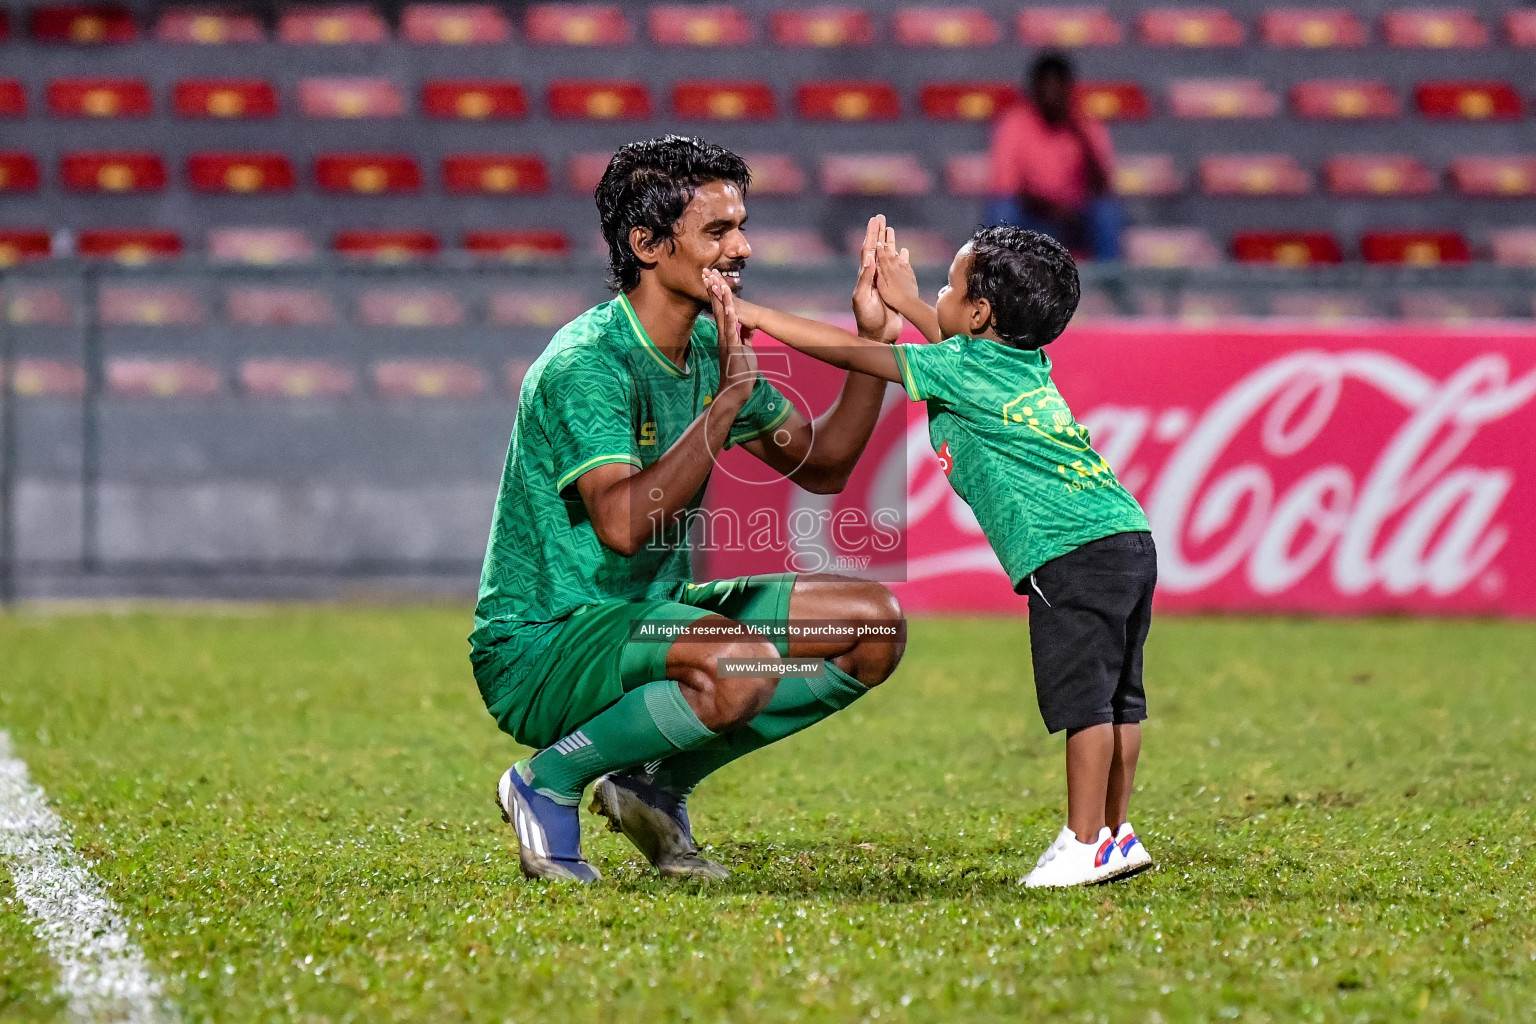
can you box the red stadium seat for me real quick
[845,228,953,267]
[1291,80,1399,119]
[672,81,776,121]
[7,286,73,325]
[1114,154,1182,196]
[78,228,181,262]
[400,4,511,44]
[1139,8,1245,46]
[359,288,466,328]
[1199,154,1310,196]
[742,153,804,194]
[225,286,337,325]
[421,80,527,120]
[1325,155,1435,195]
[768,8,873,46]
[822,154,931,196]
[1170,79,1279,118]
[299,78,404,118]
[524,4,630,45]
[4,360,84,396]
[1268,292,1375,321]
[373,360,486,399]
[744,229,835,267]
[61,151,166,192]
[0,9,7,41]
[796,81,901,121]
[489,289,591,326]
[1415,81,1522,120]
[173,79,278,119]
[108,358,220,398]
[1448,157,1536,197]
[0,230,50,265]
[208,228,316,265]
[1490,228,1536,266]
[920,82,1023,121]
[0,80,23,116]
[100,286,206,326]
[1382,8,1487,47]
[1360,230,1471,265]
[547,80,652,120]
[315,155,421,194]
[1232,231,1344,265]
[154,9,263,43]
[48,77,152,117]
[30,4,136,43]
[650,5,751,46]
[442,154,549,194]
[1124,227,1221,267]
[0,153,40,192]
[1017,8,1121,46]
[1507,10,1536,45]
[241,360,356,398]
[1260,9,1366,47]
[278,4,388,43]
[1075,82,1151,121]
[894,7,1001,46]
[463,230,572,261]
[1399,292,1505,322]
[333,229,440,261]
[944,153,990,196]
[187,152,296,194]
[567,152,612,193]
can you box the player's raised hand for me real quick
[704,269,758,389]
[851,215,903,344]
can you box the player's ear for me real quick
[628,226,659,264]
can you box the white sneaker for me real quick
[1105,822,1153,880]
[1022,825,1119,888]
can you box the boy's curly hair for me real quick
[963,226,1080,350]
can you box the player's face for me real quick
[935,246,979,338]
[653,180,751,307]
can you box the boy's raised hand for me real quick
[873,237,923,317]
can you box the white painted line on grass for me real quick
[0,730,177,1024]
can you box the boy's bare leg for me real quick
[1065,723,1114,842]
[1105,723,1141,832]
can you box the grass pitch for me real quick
[0,608,1532,1023]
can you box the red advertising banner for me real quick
[703,322,1536,615]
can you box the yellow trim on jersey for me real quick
[730,396,793,447]
[617,293,690,378]
[892,344,923,402]
[556,453,642,493]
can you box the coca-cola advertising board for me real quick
[703,322,1536,616]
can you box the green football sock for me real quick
[525,679,715,805]
[646,661,870,798]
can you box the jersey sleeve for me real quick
[892,339,966,403]
[726,375,793,448]
[536,354,642,497]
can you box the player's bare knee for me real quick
[710,638,779,727]
[841,583,907,687]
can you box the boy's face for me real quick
[936,246,984,339]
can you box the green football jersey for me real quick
[471,294,791,660]
[892,334,1149,588]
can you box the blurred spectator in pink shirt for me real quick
[986,51,1125,261]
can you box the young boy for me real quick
[702,225,1157,887]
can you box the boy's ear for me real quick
[969,296,993,334]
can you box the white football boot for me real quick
[1104,821,1153,881]
[1022,825,1119,888]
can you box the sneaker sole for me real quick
[589,778,729,881]
[494,775,600,883]
[1095,856,1154,885]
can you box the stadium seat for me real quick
[4,359,84,396]
[187,152,296,193]
[650,5,752,46]
[944,153,990,196]
[173,79,279,119]
[1260,9,1366,47]
[547,80,652,120]
[1398,292,1505,321]
[1360,230,1471,265]
[671,81,776,121]
[29,4,137,44]
[1176,292,1247,322]
[78,228,182,262]
[524,4,630,45]
[240,359,356,398]
[1138,8,1245,46]
[845,228,952,266]
[100,285,206,326]
[0,153,40,192]
[1114,154,1182,197]
[567,152,612,192]
[0,8,8,41]
[1415,81,1522,120]
[442,154,549,194]
[299,78,405,118]
[108,358,220,398]
[1075,82,1151,121]
[373,359,487,399]
[462,229,572,261]
[6,286,73,325]
[1291,80,1399,119]
[400,4,511,44]
[488,289,592,325]
[1382,8,1487,47]
[1325,155,1435,196]
[1507,10,1536,46]
[744,229,835,267]
[1268,291,1375,320]
[1199,154,1310,196]
[315,154,422,194]
[208,228,316,264]
[1449,157,1536,197]
[1232,231,1342,265]
[61,151,166,192]
[154,8,264,43]
[1124,227,1221,267]
[278,4,388,44]
[768,8,874,46]
[1017,8,1122,46]
[894,7,1002,46]
[358,288,466,328]
[0,229,49,264]
[821,154,931,196]
[0,80,23,116]
[421,80,528,120]
[742,153,805,194]
[1489,228,1536,265]
[919,82,1022,121]
[333,229,440,261]
[797,81,901,121]
[225,286,337,325]
[47,77,152,117]
[1170,79,1279,118]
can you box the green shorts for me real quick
[472,573,797,750]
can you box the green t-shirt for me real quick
[471,294,792,659]
[892,334,1149,588]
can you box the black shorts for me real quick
[1023,531,1157,734]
